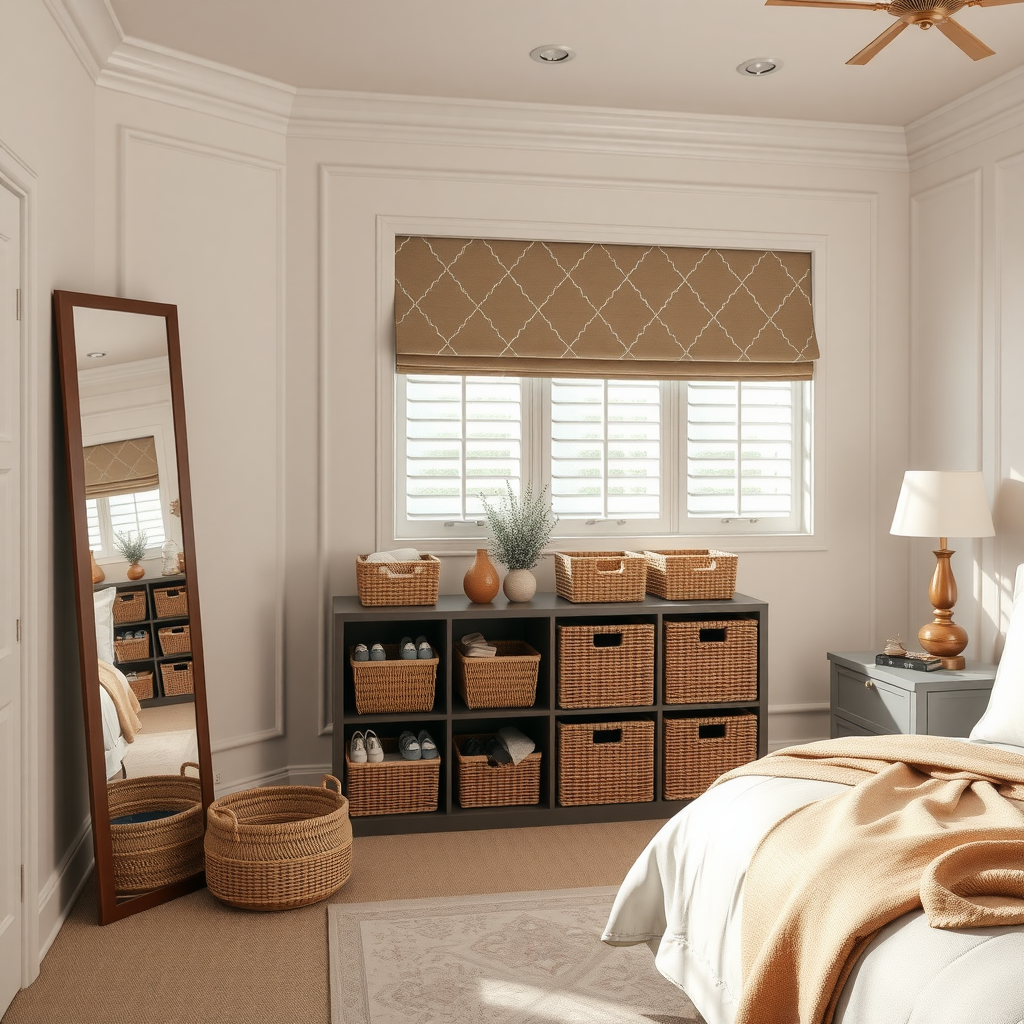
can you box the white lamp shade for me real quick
[890,470,995,539]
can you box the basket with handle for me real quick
[453,734,542,808]
[158,624,191,657]
[643,549,738,601]
[355,554,441,607]
[113,632,150,663]
[160,660,194,696]
[111,590,147,624]
[663,713,758,800]
[108,762,204,895]
[204,775,353,911]
[153,585,188,619]
[454,640,541,709]
[124,669,154,701]
[557,623,654,708]
[557,720,654,806]
[345,736,440,816]
[349,645,438,714]
[553,551,647,603]
[664,619,758,703]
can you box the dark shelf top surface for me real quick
[334,591,766,619]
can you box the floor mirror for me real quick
[54,291,214,924]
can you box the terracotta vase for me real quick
[463,548,499,604]
[126,562,145,581]
[90,550,105,584]
[503,568,537,603]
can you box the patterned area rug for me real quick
[328,886,703,1024]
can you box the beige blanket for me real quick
[98,659,142,743]
[714,735,1024,1024]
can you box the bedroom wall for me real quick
[906,70,1024,663]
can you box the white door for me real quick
[0,182,23,1015]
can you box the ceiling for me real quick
[74,307,169,370]
[107,0,1024,127]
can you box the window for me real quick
[394,375,811,541]
[87,488,166,560]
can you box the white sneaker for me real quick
[365,730,384,763]
[349,730,367,763]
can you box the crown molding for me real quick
[41,0,121,80]
[907,65,1024,171]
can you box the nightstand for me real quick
[828,651,997,739]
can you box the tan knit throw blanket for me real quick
[713,735,1024,1024]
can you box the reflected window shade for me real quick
[83,436,160,499]
[395,237,819,382]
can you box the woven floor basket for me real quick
[160,660,194,696]
[453,735,542,808]
[153,586,188,619]
[108,763,204,895]
[356,554,441,607]
[158,624,191,656]
[557,720,654,806]
[113,634,149,663]
[205,776,352,911]
[553,551,647,603]
[664,619,758,703]
[643,549,738,601]
[112,590,147,624]
[345,737,440,816]
[125,670,154,701]
[664,714,758,800]
[350,645,437,714]
[455,640,540,709]
[557,623,655,708]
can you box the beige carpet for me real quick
[329,887,699,1024]
[121,702,199,777]
[4,819,667,1024]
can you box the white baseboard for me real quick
[36,815,93,961]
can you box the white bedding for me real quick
[99,686,127,779]
[603,739,1024,1024]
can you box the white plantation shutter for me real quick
[550,379,661,522]
[685,381,804,526]
[86,488,166,559]
[402,375,522,523]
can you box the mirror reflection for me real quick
[72,305,203,901]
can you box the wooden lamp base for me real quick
[918,542,968,670]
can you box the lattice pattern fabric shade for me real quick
[83,436,159,498]
[395,237,819,381]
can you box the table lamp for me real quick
[890,470,994,669]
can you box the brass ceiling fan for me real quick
[766,0,1024,65]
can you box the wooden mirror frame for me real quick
[53,290,214,924]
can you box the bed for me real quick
[603,569,1024,1024]
[94,587,143,778]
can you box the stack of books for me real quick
[875,651,943,672]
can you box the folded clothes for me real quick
[460,631,497,658]
[364,547,421,563]
[462,727,535,767]
[497,726,535,766]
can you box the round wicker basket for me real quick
[108,762,204,896]
[204,776,352,911]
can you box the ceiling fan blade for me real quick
[846,20,909,63]
[766,1,889,9]
[935,17,996,58]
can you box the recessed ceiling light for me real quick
[86,351,106,358]
[737,57,783,77]
[530,45,576,64]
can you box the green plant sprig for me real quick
[480,482,557,571]
[113,530,149,564]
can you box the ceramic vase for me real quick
[503,568,537,603]
[463,548,500,604]
[90,550,105,584]
[126,562,145,581]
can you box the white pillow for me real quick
[969,564,1024,747]
[93,586,117,665]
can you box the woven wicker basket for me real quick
[553,551,647,603]
[454,640,541,709]
[453,735,542,808]
[643,549,738,601]
[108,763,204,895]
[557,720,654,806]
[356,555,441,607]
[111,590,147,624]
[153,586,188,619]
[349,645,437,714]
[664,619,758,703]
[205,775,352,911]
[557,623,654,708]
[158,624,191,657]
[160,660,194,696]
[664,714,758,800]
[113,633,149,663]
[345,737,440,816]
[124,670,154,701]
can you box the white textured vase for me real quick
[503,568,537,603]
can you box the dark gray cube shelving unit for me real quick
[332,592,768,836]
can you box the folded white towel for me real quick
[365,547,421,563]
[497,726,535,766]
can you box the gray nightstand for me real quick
[828,651,997,739]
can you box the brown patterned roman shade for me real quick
[83,436,159,499]
[395,237,819,380]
